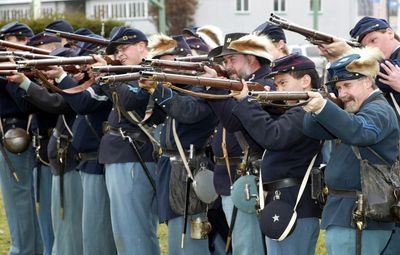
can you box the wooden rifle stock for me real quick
[143,58,227,76]
[0,40,51,55]
[140,71,265,91]
[269,13,361,47]
[174,55,209,62]
[99,72,142,83]
[44,28,110,46]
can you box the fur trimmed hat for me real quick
[327,47,384,84]
[148,34,192,59]
[196,25,224,49]
[227,34,275,62]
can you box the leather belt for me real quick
[263,177,303,191]
[107,128,147,144]
[2,117,27,126]
[161,148,205,158]
[76,151,98,161]
[214,156,242,166]
[328,188,358,198]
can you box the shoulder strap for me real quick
[351,146,391,166]
[109,85,160,147]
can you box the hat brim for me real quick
[106,41,131,55]
[266,68,315,78]
[325,75,364,85]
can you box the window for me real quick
[93,1,147,20]
[273,0,286,12]
[358,0,373,16]
[0,8,29,21]
[236,0,249,13]
[309,0,322,12]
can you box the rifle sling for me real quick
[35,70,96,94]
[160,82,236,100]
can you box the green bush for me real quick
[0,12,124,38]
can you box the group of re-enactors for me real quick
[0,14,400,255]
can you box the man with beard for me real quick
[303,47,399,255]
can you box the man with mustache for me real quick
[303,47,399,255]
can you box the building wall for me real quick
[0,0,83,21]
[194,0,360,45]
[85,0,157,35]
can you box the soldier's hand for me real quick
[139,79,158,94]
[43,66,65,80]
[318,37,351,62]
[232,79,249,100]
[303,91,327,113]
[7,71,28,84]
[73,72,85,82]
[378,60,400,92]
[202,65,218,78]
[92,54,108,66]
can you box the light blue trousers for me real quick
[265,217,320,255]
[0,147,43,255]
[33,165,54,255]
[51,170,83,255]
[105,162,159,255]
[325,225,392,255]
[221,195,265,255]
[381,226,400,255]
[80,171,116,255]
[168,213,211,255]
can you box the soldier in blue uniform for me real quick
[303,48,398,255]
[25,31,63,255]
[320,17,400,253]
[140,33,218,255]
[204,32,278,255]
[42,30,116,254]
[0,22,44,255]
[230,53,322,255]
[7,47,84,255]
[97,27,160,255]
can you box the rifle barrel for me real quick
[44,28,110,46]
[17,56,95,67]
[140,71,265,91]
[0,64,18,70]
[100,72,142,82]
[174,55,209,62]
[248,90,328,101]
[92,65,153,73]
[0,40,51,55]
[269,13,361,48]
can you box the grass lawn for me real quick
[0,193,327,254]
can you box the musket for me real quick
[142,58,228,77]
[17,56,97,68]
[99,72,142,83]
[248,90,329,101]
[92,64,200,76]
[140,71,266,91]
[0,51,59,59]
[92,65,153,73]
[44,28,110,46]
[0,40,51,55]
[174,55,209,62]
[269,13,361,47]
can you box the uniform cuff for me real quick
[55,72,67,84]
[19,77,31,91]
